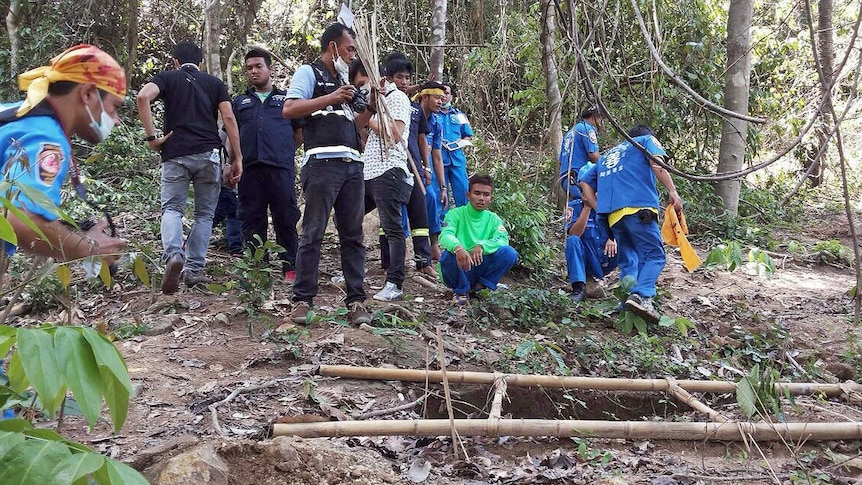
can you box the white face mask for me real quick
[332,43,350,77]
[85,94,115,142]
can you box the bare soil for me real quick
[16,210,862,484]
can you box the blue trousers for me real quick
[614,213,665,297]
[213,186,243,254]
[443,164,468,207]
[565,226,617,283]
[440,245,518,295]
[425,171,443,235]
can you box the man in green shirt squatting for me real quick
[439,174,518,304]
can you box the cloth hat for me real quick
[17,44,127,116]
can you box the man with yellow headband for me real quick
[0,44,127,263]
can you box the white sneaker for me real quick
[373,282,403,301]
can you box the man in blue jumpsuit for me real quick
[580,126,683,323]
[564,162,617,302]
[0,44,127,263]
[559,106,603,200]
[232,48,301,281]
[416,82,447,260]
[438,83,474,207]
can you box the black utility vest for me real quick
[300,59,360,153]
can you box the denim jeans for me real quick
[213,186,243,254]
[440,245,518,295]
[365,168,413,287]
[238,164,300,271]
[614,213,666,298]
[160,150,221,272]
[293,158,366,305]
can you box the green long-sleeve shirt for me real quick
[439,204,510,255]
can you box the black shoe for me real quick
[570,288,586,303]
[161,254,184,295]
[183,270,213,288]
[625,293,661,324]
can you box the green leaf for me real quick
[736,376,758,418]
[16,328,66,414]
[0,430,25,460]
[6,351,29,394]
[53,451,105,485]
[0,325,16,357]
[514,340,535,358]
[92,458,149,485]
[132,255,150,286]
[80,328,130,431]
[0,438,70,485]
[54,327,104,428]
[15,184,60,219]
[0,214,17,246]
[0,197,49,242]
[0,418,32,432]
[56,264,72,289]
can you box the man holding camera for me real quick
[350,60,413,302]
[282,23,370,325]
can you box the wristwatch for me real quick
[144,134,158,142]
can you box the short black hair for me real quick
[628,125,655,138]
[348,58,367,84]
[383,52,413,77]
[581,105,605,120]
[320,23,355,52]
[172,41,202,65]
[245,48,271,67]
[418,80,445,92]
[469,174,494,191]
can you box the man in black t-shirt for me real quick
[137,41,242,295]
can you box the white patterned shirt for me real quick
[363,82,412,184]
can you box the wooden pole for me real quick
[434,326,462,459]
[318,365,861,397]
[272,419,862,442]
[665,377,729,423]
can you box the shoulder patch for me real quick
[37,143,64,186]
[589,129,598,145]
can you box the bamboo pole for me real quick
[272,419,862,442]
[665,377,729,423]
[434,326,462,459]
[489,374,508,420]
[318,365,861,397]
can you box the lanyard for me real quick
[67,157,117,237]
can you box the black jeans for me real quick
[238,164,300,271]
[293,158,366,304]
[380,179,433,270]
[365,168,413,287]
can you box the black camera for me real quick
[350,86,369,114]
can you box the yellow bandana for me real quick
[412,88,445,101]
[17,44,127,116]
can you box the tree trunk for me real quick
[125,0,140,76]
[715,0,754,217]
[807,0,834,187]
[429,0,447,80]
[204,0,222,80]
[6,0,22,77]
[541,0,565,206]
